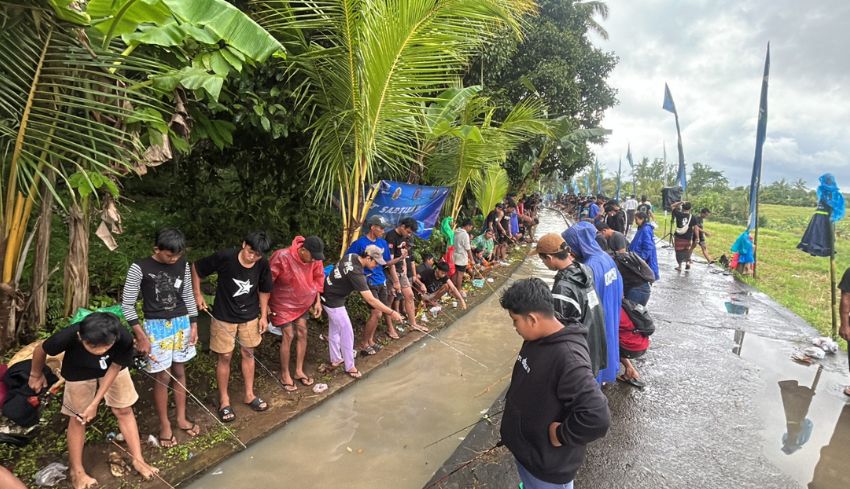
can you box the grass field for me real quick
[660,204,847,346]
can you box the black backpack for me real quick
[613,251,655,284]
[622,298,655,337]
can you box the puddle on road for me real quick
[187,211,567,489]
[724,301,750,315]
[733,331,849,488]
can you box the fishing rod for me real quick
[422,441,504,489]
[201,308,297,394]
[423,408,505,449]
[139,355,247,449]
[50,396,176,489]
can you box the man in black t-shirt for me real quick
[29,313,158,486]
[322,246,402,378]
[192,231,273,422]
[690,208,714,263]
[671,201,696,271]
[385,217,429,332]
[413,262,467,309]
[838,268,850,397]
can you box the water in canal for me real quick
[188,210,569,489]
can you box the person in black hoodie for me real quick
[499,278,610,488]
[535,233,607,377]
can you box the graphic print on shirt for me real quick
[232,278,254,297]
[149,271,179,311]
[516,354,531,374]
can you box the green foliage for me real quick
[472,166,510,214]
[687,162,729,195]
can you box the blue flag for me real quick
[573,179,580,195]
[365,181,449,239]
[584,174,590,195]
[615,157,622,200]
[626,144,636,194]
[662,83,687,193]
[748,44,770,230]
[595,158,602,195]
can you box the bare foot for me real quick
[411,324,430,333]
[131,460,159,481]
[387,329,400,340]
[71,469,98,489]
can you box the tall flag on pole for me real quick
[663,83,687,193]
[626,143,635,195]
[584,174,590,195]
[748,43,770,230]
[615,157,622,200]
[595,158,602,195]
[572,179,580,195]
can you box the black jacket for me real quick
[606,210,626,233]
[552,263,607,376]
[500,325,611,484]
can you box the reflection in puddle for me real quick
[778,366,821,454]
[735,331,850,489]
[725,301,750,315]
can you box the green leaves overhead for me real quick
[472,165,510,216]
[85,0,283,62]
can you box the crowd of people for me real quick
[10,191,543,489]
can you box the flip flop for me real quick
[387,332,401,340]
[245,397,269,412]
[218,406,235,423]
[178,421,201,438]
[295,376,314,387]
[346,369,362,379]
[282,381,298,392]
[617,375,646,389]
[318,362,343,373]
[159,434,178,448]
[359,346,377,356]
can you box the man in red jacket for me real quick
[269,236,326,391]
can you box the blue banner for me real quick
[748,44,770,230]
[365,181,450,239]
[584,175,590,195]
[663,82,687,193]
[595,158,602,195]
[626,143,636,195]
[615,157,622,200]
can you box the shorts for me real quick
[144,315,196,373]
[274,311,309,328]
[61,368,138,416]
[397,273,411,289]
[454,264,468,273]
[620,348,647,360]
[368,284,392,309]
[210,317,262,353]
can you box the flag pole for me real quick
[830,220,838,339]
[753,194,760,279]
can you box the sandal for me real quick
[295,376,314,387]
[359,346,377,356]
[159,434,178,448]
[318,362,343,373]
[218,406,235,423]
[178,421,201,438]
[282,381,298,392]
[245,397,269,412]
[387,331,401,340]
[616,375,646,389]
[346,369,362,379]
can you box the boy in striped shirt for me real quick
[121,228,200,447]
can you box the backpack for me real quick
[613,251,655,283]
[622,299,655,337]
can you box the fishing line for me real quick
[50,396,176,489]
[423,408,505,449]
[421,442,504,489]
[201,309,295,394]
[139,355,247,449]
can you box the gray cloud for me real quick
[591,0,850,188]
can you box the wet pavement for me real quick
[428,210,850,489]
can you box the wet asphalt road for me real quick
[427,210,850,489]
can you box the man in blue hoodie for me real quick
[563,221,623,384]
[500,278,610,488]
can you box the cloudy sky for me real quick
[590,0,850,187]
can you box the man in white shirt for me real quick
[452,219,475,292]
[623,195,639,234]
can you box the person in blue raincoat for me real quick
[628,211,660,281]
[563,221,623,384]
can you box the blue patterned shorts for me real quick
[144,315,196,373]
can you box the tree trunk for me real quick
[29,176,55,332]
[63,199,89,316]
[0,282,17,352]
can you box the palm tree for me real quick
[253,0,535,253]
[471,165,510,215]
[0,0,283,346]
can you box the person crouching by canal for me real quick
[121,228,201,447]
[269,236,326,392]
[321,245,403,379]
[499,279,610,489]
[192,231,273,423]
[29,312,159,488]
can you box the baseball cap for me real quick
[303,236,325,261]
[367,215,388,228]
[535,233,569,255]
[364,244,387,265]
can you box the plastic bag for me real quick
[33,462,68,487]
[70,305,125,325]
